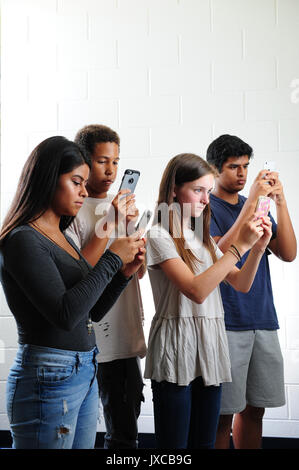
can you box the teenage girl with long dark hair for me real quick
[0,136,145,449]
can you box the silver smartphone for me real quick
[135,210,153,234]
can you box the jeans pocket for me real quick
[37,365,76,385]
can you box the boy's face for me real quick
[87,142,119,197]
[217,155,250,194]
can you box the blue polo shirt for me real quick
[209,193,279,331]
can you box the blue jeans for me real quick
[152,377,222,449]
[6,344,99,449]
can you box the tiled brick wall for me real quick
[1,0,299,438]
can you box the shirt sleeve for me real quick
[90,271,131,322]
[3,229,125,331]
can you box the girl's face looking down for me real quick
[51,163,90,217]
[174,173,215,219]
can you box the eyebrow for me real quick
[72,175,87,182]
[95,156,120,160]
[194,185,214,191]
[228,162,249,167]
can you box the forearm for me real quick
[90,271,131,322]
[81,234,110,267]
[227,247,264,292]
[190,250,242,303]
[81,219,117,267]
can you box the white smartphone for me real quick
[264,161,276,171]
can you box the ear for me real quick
[209,163,220,177]
[173,185,177,198]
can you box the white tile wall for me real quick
[1,0,299,440]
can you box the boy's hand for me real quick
[267,177,285,205]
[247,170,275,203]
[110,190,136,225]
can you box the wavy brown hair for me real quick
[154,153,218,273]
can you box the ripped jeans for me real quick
[6,344,99,449]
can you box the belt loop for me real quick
[21,344,28,365]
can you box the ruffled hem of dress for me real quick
[144,316,232,387]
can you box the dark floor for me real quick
[1,431,298,449]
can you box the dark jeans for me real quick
[151,376,222,449]
[97,357,144,449]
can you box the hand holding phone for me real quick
[263,161,277,185]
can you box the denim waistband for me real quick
[17,344,99,367]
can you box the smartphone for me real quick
[255,196,271,218]
[135,210,153,234]
[118,169,140,194]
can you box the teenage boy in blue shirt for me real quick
[206,134,297,449]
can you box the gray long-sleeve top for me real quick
[0,225,130,351]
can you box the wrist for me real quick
[230,242,248,258]
[120,265,133,280]
[251,244,266,255]
[275,194,286,207]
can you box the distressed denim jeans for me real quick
[6,344,99,449]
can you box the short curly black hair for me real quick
[206,134,253,173]
[74,124,120,158]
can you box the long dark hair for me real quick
[0,136,91,243]
[155,153,217,272]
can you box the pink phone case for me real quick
[255,196,270,218]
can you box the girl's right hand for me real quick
[109,231,145,265]
[235,214,265,255]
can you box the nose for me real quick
[80,184,88,198]
[200,189,210,205]
[237,166,245,177]
[105,162,114,175]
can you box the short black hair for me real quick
[206,134,253,173]
[74,124,120,158]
